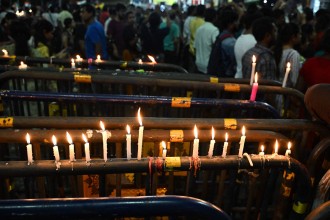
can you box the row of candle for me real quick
[25,123,292,165]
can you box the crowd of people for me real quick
[0,0,329,123]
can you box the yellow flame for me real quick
[242,126,246,136]
[161,141,166,149]
[52,135,57,146]
[252,55,256,63]
[138,59,143,64]
[137,108,142,126]
[26,133,30,144]
[147,55,157,64]
[255,72,258,83]
[66,132,73,144]
[126,125,130,134]
[288,142,292,150]
[82,134,87,143]
[275,140,279,153]
[261,145,264,153]
[194,125,198,139]
[211,126,215,140]
[287,62,291,69]
[100,121,105,131]
[225,132,228,142]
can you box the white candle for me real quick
[82,134,91,162]
[26,133,33,164]
[52,135,60,162]
[285,142,292,157]
[222,132,229,157]
[100,121,107,162]
[250,72,258,101]
[259,145,265,156]
[66,132,75,162]
[250,55,256,85]
[126,125,131,160]
[71,58,76,69]
[274,139,279,155]
[2,49,8,57]
[18,61,27,70]
[137,108,144,160]
[161,141,167,159]
[208,127,216,158]
[282,62,291,87]
[192,125,199,158]
[238,126,246,158]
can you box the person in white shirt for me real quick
[234,11,262,78]
[194,8,219,74]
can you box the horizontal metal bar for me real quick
[0,195,230,219]
[6,116,329,138]
[0,90,280,118]
[0,129,289,144]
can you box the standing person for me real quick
[242,17,278,81]
[160,10,180,64]
[234,10,262,78]
[194,8,218,74]
[182,5,196,69]
[80,3,108,60]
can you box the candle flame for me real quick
[71,58,74,63]
[286,62,291,69]
[66,132,73,144]
[288,142,292,150]
[147,55,157,64]
[52,135,57,146]
[225,132,228,142]
[275,140,278,153]
[254,72,258,83]
[26,133,30,144]
[100,121,105,131]
[76,55,81,60]
[252,55,256,63]
[126,125,130,134]
[2,49,8,56]
[82,134,88,143]
[261,145,264,153]
[20,61,25,66]
[242,126,246,136]
[137,108,143,126]
[97,55,101,61]
[161,141,166,149]
[211,126,215,140]
[138,59,143,64]
[194,125,198,139]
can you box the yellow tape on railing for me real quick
[224,118,237,130]
[171,97,191,108]
[74,74,92,83]
[210,77,219,83]
[0,117,13,127]
[170,130,184,142]
[224,83,240,92]
[165,157,181,168]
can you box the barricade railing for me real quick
[0,56,189,73]
[0,90,280,118]
[0,195,231,219]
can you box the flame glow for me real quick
[288,142,292,150]
[100,121,105,131]
[26,133,30,144]
[52,135,57,146]
[211,127,215,140]
[194,125,198,139]
[126,125,130,134]
[147,55,157,64]
[255,72,258,83]
[225,132,228,142]
[242,126,246,136]
[252,55,256,63]
[137,108,143,126]
[82,134,88,143]
[161,141,166,149]
[66,132,73,144]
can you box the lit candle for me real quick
[282,62,291,87]
[147,55,157,64]
[250,55,256,85]
[71,58,75,69]
[208,127,216,158]
[138,59,143,64]
[26,133,33,164]
[285,142,292,157]
[52,135,60,162]
[82,134,91,162]
[137,108,144,160]
[66,132,75,162]
[2,49,8,57]
[96,55,101,63]
[192,125,199,158]
[100,121,108,162]
[259,145,265,156]
[76,55,83,64]
[222,132,229,157]
[274,139,279,155]
[238,126,246,158]
[18,61,27,70]
[126,125,131,160]
[249,72,258,101]
[162,141,167,159]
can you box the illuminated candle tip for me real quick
[26,133,30,143]
[211,126,215,140]
[288,142,292,150]
[254,72,258,83]
[225,132,228,141]
[138,108,143,126]
[82,133,87,143]
[194,125,198,139]
[242,126,246,136]
[52,135,57,145]
[100,121,105,130]
[126,125,130,134]
[66,132,72,144]
[252,55,256,63]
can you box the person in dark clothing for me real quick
[139,12,170,62]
